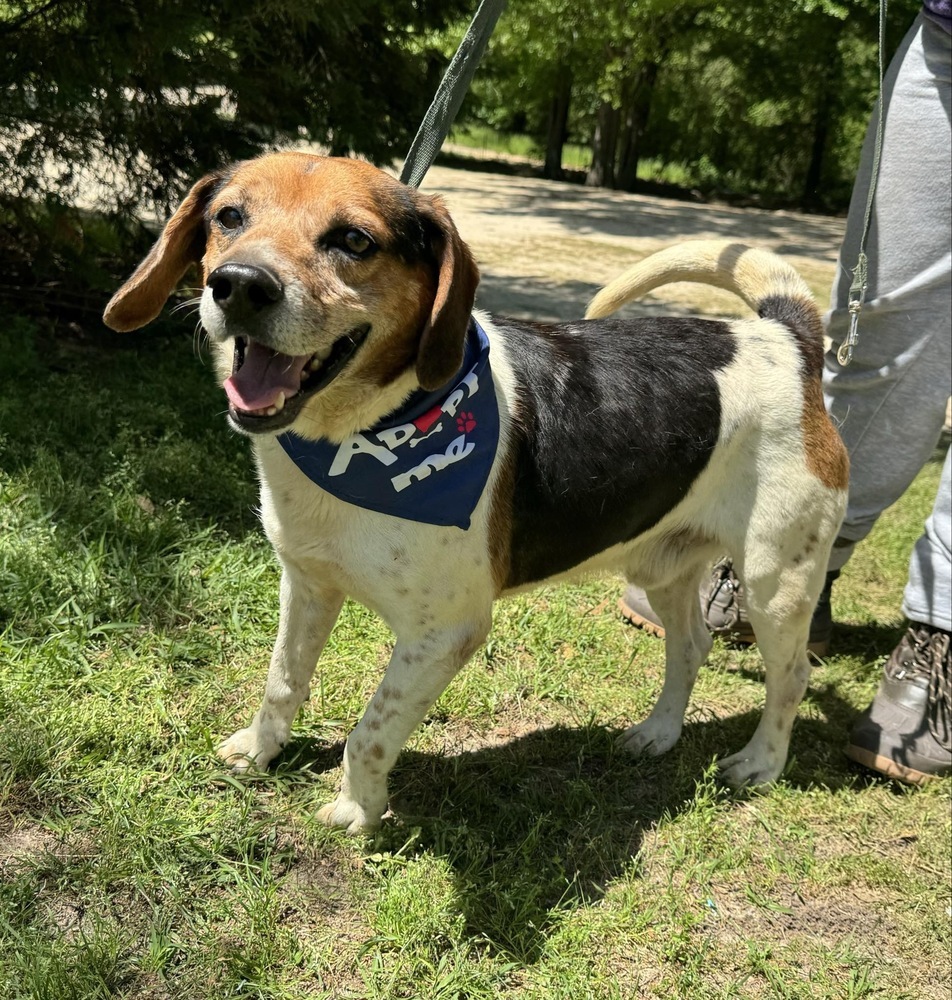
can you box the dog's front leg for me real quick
[219,566,344,771]
[317,620,488,835]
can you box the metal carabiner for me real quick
[837,253,868,367]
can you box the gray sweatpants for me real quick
[823,14,951,632]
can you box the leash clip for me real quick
[837,253,868,367]
[837,297,863,366]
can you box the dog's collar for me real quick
[276,319,499,529]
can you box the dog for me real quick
[104,152,848,834]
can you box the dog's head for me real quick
[104,153,480,440]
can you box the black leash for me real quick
[837,0,888,367]
[400,0,508,189]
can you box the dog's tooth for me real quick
[265,405,277,416]
[273,392,286,413]
[308,356,323,371]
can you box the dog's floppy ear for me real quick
[103,172,221,332]
[415,196,480,391]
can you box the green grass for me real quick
[1,317,949,999]
[447,126,717,190]
[448,126,592,172]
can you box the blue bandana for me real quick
[276,320,499,529]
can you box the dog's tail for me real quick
[585,239,824,373]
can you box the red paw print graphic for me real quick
[456,411,477,434]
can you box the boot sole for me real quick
[844,744,941,786]
[618,597,666,638]
[618,598,830,656]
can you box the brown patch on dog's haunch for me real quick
[802,381,849,490]
[104,171,222,331]
[757,290,848,492]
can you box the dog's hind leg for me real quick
[220,566,344,771]
[716,556,825,787]
[317,616,491,835]
[620,565,713,757]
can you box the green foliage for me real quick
[0,0,473,332]
[0,0,469,214]
[0,197,157,331]
[0,0,929,226]
[452,0,921,208]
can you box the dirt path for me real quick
[421,163,847,324]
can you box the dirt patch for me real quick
[279,853,362,932]
[273,846,371,996]
[0,818,56,866]
[424,704,559,759]
[422,164,845,324]
[708,880,886,944]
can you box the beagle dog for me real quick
[104,152,848,834]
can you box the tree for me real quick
[0,0,470,214]
[452,0,920,210]
[452,0,592,182]
[640,0,920,209]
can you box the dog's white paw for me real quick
[618,716,682,757]
[316,792,387,836]
[218,727,282,772]
[717,748,784,788]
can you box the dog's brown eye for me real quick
[342,228,374,256]
[216,207,244,231]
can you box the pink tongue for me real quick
[224,341,311,411]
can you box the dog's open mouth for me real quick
[223,325,369,432]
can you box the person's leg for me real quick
[824,15,951,573]
[845,446,952,783]
[833,16,952,781]
[903,447,952,633]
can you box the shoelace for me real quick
[896,624,952,751]
[704,559,742,630]
[925,629,952,752]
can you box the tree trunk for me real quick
[616,61,660,192]
[543,69,573,181]
[586,101,619,188]
[801,34,843,211]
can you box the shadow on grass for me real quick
[828,621,907,660]
[286,697,868,964]
[1,321,258,538]
[288,723,668,959]
[1,320,264,628]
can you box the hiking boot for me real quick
[845,622,952,785]
[619,561,838,655]
[703,558,756,643]
[619,559,753,640]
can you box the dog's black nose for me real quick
[207,263,284,316]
